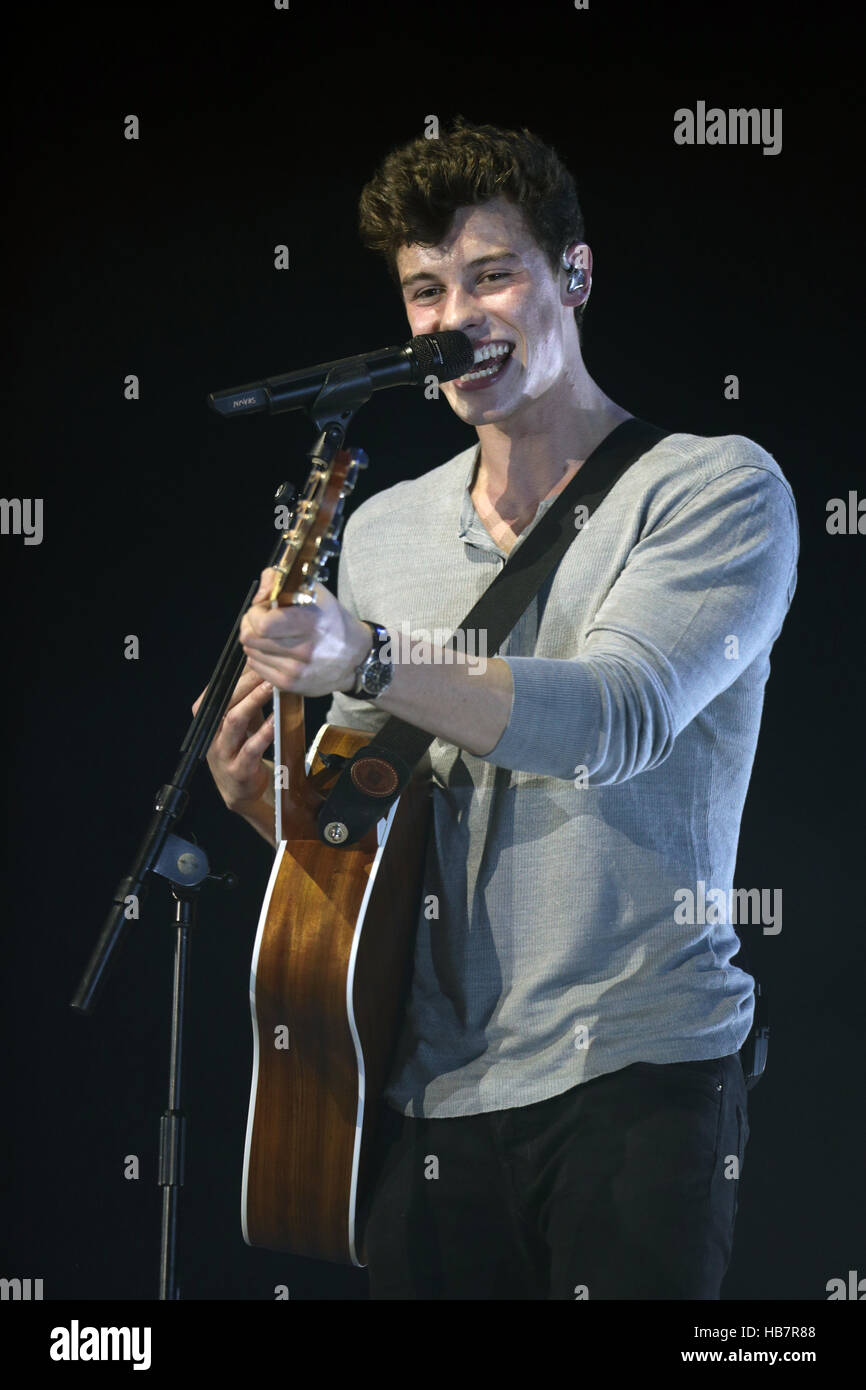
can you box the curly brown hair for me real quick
[358,115,588,337]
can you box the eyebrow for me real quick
[399,250,520,289]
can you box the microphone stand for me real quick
[70,362,373,1298]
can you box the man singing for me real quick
[197,117,798,1299]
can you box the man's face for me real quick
[396,196,581,429]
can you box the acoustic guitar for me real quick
[240,446,431,1266]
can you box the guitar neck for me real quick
[264,445,366,844]
[273,688,315,842]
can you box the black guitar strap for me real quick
[316,416,670,847]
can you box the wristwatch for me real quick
[351,621,394,701]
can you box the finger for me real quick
[242,632,315,661]
[246,653,305,688]
[219,683,274,755]
[222,672,272,716]
[242,605,317,645]
[193,665,263,716]
[231,710,276,767]
[252,567,284,603]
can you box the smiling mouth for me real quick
[455,342,515,385]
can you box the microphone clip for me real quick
[307,358,374,435]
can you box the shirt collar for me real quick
[456,442,562,557]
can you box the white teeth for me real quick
[459,343,513,382]
[472,342,511,364]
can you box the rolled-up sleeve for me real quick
[478,465,799,782]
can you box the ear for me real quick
[561,241,593,309]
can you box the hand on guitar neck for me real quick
[192,565,374,849]
[191,665,279,849]
[240,568,373,699]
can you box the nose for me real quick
[435,283,484,339]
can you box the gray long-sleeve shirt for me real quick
[325,429,799,1117]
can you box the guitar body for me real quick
[241,721,431,1266]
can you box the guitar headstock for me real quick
[267,447,367,607]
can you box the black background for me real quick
[2,0,863,1309]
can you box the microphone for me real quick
[207,331,475,417]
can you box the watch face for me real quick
[354,623,393,699]
[361,661,393,696]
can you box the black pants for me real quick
[360,1053,750,1299]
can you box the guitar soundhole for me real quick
[350,757,400,797]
